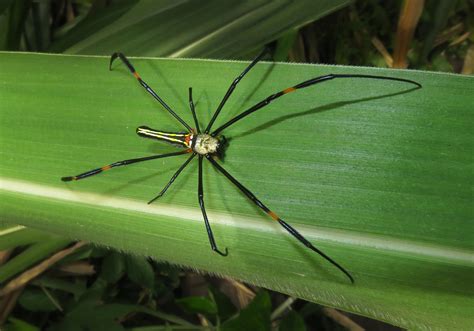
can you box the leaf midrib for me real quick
[2,177,472,266]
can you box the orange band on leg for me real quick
[267,210,279,221]
[101,165,112,171]
[282,87,296,94]
[133,72,141,79]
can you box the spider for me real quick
[62,47,421,283]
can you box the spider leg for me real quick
[110,52,192,131]
[188,87,201,133]
[148,153,196,204]
[198,156,228,256]
[205,46,273,133]
[61,149,191,182]
[212,73,421,135]
[206,155,354,283]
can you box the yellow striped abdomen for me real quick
[136,126,193,148]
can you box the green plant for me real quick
[1,52,473,329]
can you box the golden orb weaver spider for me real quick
[62,47,421,283]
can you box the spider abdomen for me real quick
[136,126,193,148]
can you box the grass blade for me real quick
[48,0,350,58]
[0,52,473,329]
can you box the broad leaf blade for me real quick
[48,0,350,58]
[0,52,473,330]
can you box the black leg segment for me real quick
[188,87,201,133]
[198,156,228,256]
[205,46,272,133]
[148,153,196,204]
[110,52,192,132]
[212,73,421,135]
[61,150,191,182]
[206,155,354,283]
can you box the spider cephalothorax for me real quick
[193,134,219,155]
[192,134,228,158]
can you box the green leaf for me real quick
[56,244,93,265]
[176,296,218,315]
[49,302,193,331]
[419,1,457,61]
[73,277,108,309]
[4,317,40,331]
[0,0,31,51]
[22,0,52,52]
[222,291,271,331]
[50,302,132,331]
[0,226,52,250]
[124,253,155,289]
[209,286,236,321]
[278,311,307,331]
[47,0,138,54]
[273,30,299,62]
[100,251,125,283]
[0,238,71,283]
[18,287,58,312]
[0,52,473,330]
[0,0,15,15]
[32,276,87,299]
[49,0,350,58]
